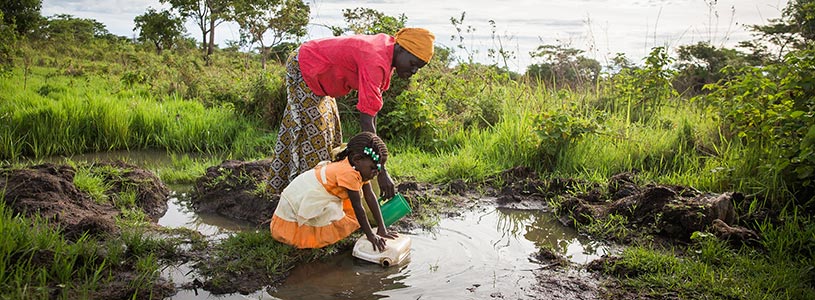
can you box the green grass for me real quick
[607,233,814,300]
[0,66,273,161]
[197,230,350,293]
[0,198,162,299]
[152,152,222,184]
[73,166,111,204]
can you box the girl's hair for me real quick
[334,131,388,164]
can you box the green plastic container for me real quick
[378,193,412,227]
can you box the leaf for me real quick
[790,111,805,118]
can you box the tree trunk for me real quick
[201,30,208,52]
[261,43,268,70]
[208,18,216,56]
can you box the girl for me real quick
[270,132,397,251]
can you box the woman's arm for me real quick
[348,189,386,251]
[359,112,376,134]
[359,112,396,199]
[377,169,395,200]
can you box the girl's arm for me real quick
[362,182,398,239]
[347,189,386,251]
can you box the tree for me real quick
[526,44,600,89]
[672,42,750,95]
[341,7,406,35]
[134,8,185,54]
[160,0,229,61]
[745,0,815,60]
[0,0,41,35]
[41,14,110,43]
[0,11,17,76]
[229,0,309,69]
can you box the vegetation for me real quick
[134,8,186,55]
[1,0,814,299]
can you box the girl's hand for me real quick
[377,227,399,239]
[367,234,387,252]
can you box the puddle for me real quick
[158,197,610,300]
[39,149,207,168]
[269,208,609,300]
[159,186,274,300]
[158,185,256,239]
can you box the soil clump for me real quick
[191,159,278,226]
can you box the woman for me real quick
[269,28,435,198]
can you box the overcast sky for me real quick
[41,0,787,72]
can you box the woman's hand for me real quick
[366,233,387,252]
[377,227,399,240]
[377,169,395,199]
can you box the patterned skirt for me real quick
[269,51,343,194]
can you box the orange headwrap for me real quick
[394,28,435,63]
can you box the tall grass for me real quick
[387,71,736,191]
[0,66,270,160]
[0,201,104,298]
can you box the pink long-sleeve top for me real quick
[298,34,395,116]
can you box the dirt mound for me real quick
[490,168,600,210]
[93,161,169,220]
[0,163,120,240]
[191,159,278,226]
[560,184,744,239]
[558,177,757,244]
[484,169,756,244]
[0,162,171,239]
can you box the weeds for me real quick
[606,238,815,300]
[578,214,632,242]
[0,200,161,299]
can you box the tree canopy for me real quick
[0,0,41,35]
[229,0,309,69]
[134,8,186,54]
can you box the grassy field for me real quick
[1,27,813,299]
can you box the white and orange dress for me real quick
[270,158,365,248]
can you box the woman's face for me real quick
[393,46,428,79]
[354,155,383,181]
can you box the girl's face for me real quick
[353,155,382,181]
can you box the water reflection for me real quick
[41,149,204,168]
[269,207,610,300]
[158,186,256,238]
[497,208,609,264]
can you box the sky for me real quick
[41,0,788,72]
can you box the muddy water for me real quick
[42,149,197,167]
[269,208,609,300]
[159,186,256,238]
[159,197,609,300]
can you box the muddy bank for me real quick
[0,161,169,239]
[488,167,759,245]
[191,159,278,226]
[0,162,174,299]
